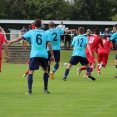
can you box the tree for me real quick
[71,0,117,21]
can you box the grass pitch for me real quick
[0,51,117,117]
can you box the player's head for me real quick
[103,35,107,39]
[78,27,84,34]
[94,28,100,35]
[34,19,41,28]
[60,21,63,25]
[22,26,26,29]
[113,24,117,32]
[48,21,55,28]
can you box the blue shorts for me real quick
[115,54,117,59]
[29,57,48,70]
[53,50,60,62]
[69,56,89,66]
[48,51,51,61]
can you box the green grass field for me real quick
[0,51,117,117]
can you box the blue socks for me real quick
[64,69,70,79]
[87,67,91,75]
[28,74,33,91]
[43,73,48,90]
[53,64,59,73]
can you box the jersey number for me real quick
[36,34,42,45]
[77,38,83,47]
[89,37,94,43]
[52,32,57,41]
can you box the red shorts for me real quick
[98,50,109,65]
[86,52,96,63]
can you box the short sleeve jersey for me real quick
[46,28,64,50]
[0,33,6,57]
[71,35,88,58]
[110,32,117,43]
[86,35,103,53]
[23,29,50,59]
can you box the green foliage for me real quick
[0,0,117,20]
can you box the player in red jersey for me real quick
[97,36,112,75]
[77,28,103,77]
[0,28,9,72]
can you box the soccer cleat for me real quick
[50,72,54,79]
[23,74,27,78]
[77,68,81,76]
[62,78,66,81]
[83,74,88,78]
[25,91,32,95]
[44,90,50,94]
[98,71,101,76]
[88,75,96,81]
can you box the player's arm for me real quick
[86,43,92,56]
[115,54,117,68]
[8,36,23,45]
[47,42,54,62]
[65,29,75,34]
[3,42,9,61]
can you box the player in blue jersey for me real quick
[110,24,117,78]
[8,19,54,94]
[62,27,96,81]
[46,21,74,79]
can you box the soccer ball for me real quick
[64,63,68,66]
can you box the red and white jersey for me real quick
[86,35,103,53]
[98,39,112,52]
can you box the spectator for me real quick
[21,26,27,50]
[103,28,112,35]
[41,22,47,31]
[56,21,66,45]
[86,29,91,37]
[28,22,35,30]
[56,21,66,30]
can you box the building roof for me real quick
[0,19,117,25]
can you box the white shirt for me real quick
[56,25,66,31]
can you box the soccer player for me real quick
[0,28,9,71]
[63,27,95,81]
[109,24,117,78]
[8,19,54,94]
[97,36,112,75]
[77,28,103,77]
[46,21,74,79]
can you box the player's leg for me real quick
[97,51,103,75]
[50,50,60,79]
[47,51,51,79]
[115,54,117,78]
[25,58,40,94]
[102,52,108,67]
[83,53,96,77]
[63,56,79,81]
[41,58,50,93]
[80,57,96,81]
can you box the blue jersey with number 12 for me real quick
[46,28,64,50]
[71,35,88,58]
[22,29,50,58]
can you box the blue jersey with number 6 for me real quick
[22,29,50,59]
[71,35,88,58]
[46,28,64,50]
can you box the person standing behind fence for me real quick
[56,21,66,44]
[21,26,27,50]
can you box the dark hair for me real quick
[103,35,107,39]
[78,27,84,34]
[94,28,100,35]
[114,24,117,29]
[34,19,41,27]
